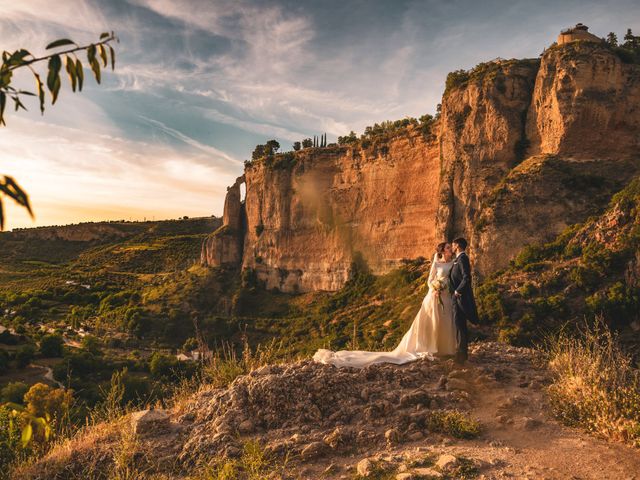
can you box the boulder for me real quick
[357,458,375,477]
[130,409,170,436]
[300,441,327,460]
[435,454,458,470]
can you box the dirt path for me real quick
[447,361,640,480]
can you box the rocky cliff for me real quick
[203,41,640,292]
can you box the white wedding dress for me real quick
[313,254,457,368]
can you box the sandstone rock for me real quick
[357,458,375,477]
[435,454,458,470]
[400,389,430,408]
[522,417,541,430]
[414,467,443,478]
[396,473,414,480]
[385,428,401,445]
[238,419,254,434]
[130,409,170,436]
[446,377,472,392]
[407,431,424,441]
[300,441,327,460]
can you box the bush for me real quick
[425,410,481,439]
[39,334,64,357]
[15,345,35,368]
[0,381,29,404]
[546,320,640,446]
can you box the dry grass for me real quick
[189,439,291,480]
[546,319,640,446]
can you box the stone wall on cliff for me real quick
[240,130,441,292]
[203,41,640,291]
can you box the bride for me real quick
[313,242,457,368]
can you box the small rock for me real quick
[396,474,414,480]
[385,428,401,445]
[357,458,375,477]
[415,467,443,478]
[400,389,430,408]
[323,463,339,475]
[238,419,254,434]
[522,417,541,430]
[446,378,472,392]
[300,441,327,460]
[407,431,424,441]
[224,445,241,458]
[437,375,447,390]
[435,454,458,470]
[130,409,170,436]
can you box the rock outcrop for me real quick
[200,176,245,266]
[203,41,640,292]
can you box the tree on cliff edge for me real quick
[0,32,118,230]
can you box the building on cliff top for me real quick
[557,23,602,45]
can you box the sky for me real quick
[0,0,638,229]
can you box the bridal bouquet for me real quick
[430,276,451,311]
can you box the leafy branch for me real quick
[0,31,118,230]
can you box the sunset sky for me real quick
[0,0,638,229]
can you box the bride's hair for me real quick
[436,242,448,260]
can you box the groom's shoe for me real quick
[454,352,467,365]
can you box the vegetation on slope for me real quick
[475,177,640,345]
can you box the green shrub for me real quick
[425,410,481,439]
[0,382,29,404]
[15,345,35,368]
[39,334,64,357]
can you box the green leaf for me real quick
[87,44,96,64]
[90,59,101,84]
[21,423,32,448]
[0,92,6,126]
[45,38,76,49]
[7,49,31,66]
[98,44,108,68]
[0,176,33,218]
[12,95,26,111]
[47,55,62,104]
[109,45,116,70]
[75,59,84,92]
[65,55,76,92]
[34,73,45,114]
[100,32,110,40]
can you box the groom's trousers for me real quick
[452,298,468,362]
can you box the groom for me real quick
[449,237,479,364]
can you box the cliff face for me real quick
[241,131,440,291]
[203,41,640,292]
[200,176,245,267]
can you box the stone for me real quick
[396,474,414,480]
[400,390,430,408]
[407,431,424,441]
[130,409,170,436]
[446,377,472,392]
[385,428,401,445]
[437,375,447,390]
[414,467,443,478]
[435,454,458,470]
[300,441,327,460]
[238,419,254,434]
[357,458,375,477]
[522,417,541,430]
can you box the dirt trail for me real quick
[444,353,640,480]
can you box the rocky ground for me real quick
[16,342,640,479]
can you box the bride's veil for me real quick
[427,251,439,289]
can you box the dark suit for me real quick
[449,251,479,362]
